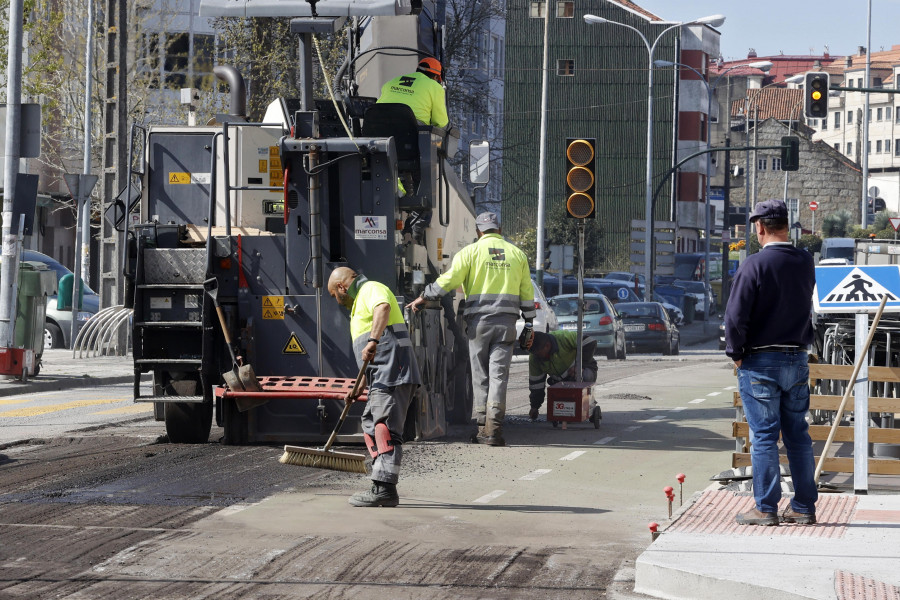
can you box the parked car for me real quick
[673,279,717,320]
[549,293,626,360]
[615,301,680,355]
[21,250,100,349]
[542,276,641,305]
[650,292,685,326]
[516,279,559,341]
[603,271,646,298]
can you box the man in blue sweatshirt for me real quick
[725,199,817,526]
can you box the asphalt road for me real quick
[0,342,735,599]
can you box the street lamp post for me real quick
[653,59,772,320]
[584,13,724,298]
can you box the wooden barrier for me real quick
[732,363,900,475]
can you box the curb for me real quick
[0,375,141,398]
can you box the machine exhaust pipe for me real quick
[213,65,247,120]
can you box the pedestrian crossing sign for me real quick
[813,265,900,313]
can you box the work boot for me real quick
[472,426,505,447]
[469,426,487,443]
[735,507,778,526]
[780,506,816,525]
[528,407,539,421]
[348,481,400,507]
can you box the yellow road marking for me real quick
[94,404,152,416]
[0,398,28,406]
[0,398,126,418]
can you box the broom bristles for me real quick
[279,445,368,474]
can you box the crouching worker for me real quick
[328,267,422,507]
[525,330,597,421]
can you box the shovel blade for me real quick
[233,363,268,412]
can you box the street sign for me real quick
[63,173,99,200]
[814,265,900,313]
[890,217,900,232]
[809,201,818,211]
[616,287,630,300]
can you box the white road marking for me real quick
[559,450,586,461]
[473,490,507,503]
[672,407,686,412]
[648,415,666,422]
[707,391,721,397]
[724,386,736,390]
[624,425,642,432]
[519,469,552,481]
[689,398,706,404]
[593,436,616,445]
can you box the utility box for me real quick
[547,381,593,423]
[16,261,55,354]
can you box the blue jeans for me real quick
[737,351,818,514]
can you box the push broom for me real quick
[279,360,369,473]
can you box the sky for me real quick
[633,0,900,62]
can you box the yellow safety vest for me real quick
[376,72,449,128]
[424,233,535,320]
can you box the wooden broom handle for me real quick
[322,360,369,453]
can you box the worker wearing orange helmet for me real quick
[376,57,449,129]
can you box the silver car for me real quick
[516,279,559,338]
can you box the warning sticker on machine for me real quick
[262,296,285,320]
[354,215,388,240]
[168,172,211,185]
[283,334,307,354]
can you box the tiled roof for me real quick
[607,0,663,21]
[731,88,804,121]
[712,56,840,85]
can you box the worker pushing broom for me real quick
[280,266,422,508]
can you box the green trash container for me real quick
[57,272,85,310]
[16,261,56,360]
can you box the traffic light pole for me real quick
[647,141,790,296]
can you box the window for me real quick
[772,157,782,170]
[757,158,767,171]
[847,142,852,155]
[557,59,575,76]
[529,1,546,17]
[834,143,840,152]
[848,110,853,124]
[877,107,883,121]
[868,140,872,154]
[868,108,872,120]
[877,140,882,153]
[895,140,900,156]
[896,108,900,123]
[834,111,841,128]
[822,117,828,130]
[556,1,574,17]
[875,77,883,88]
[887,107,892,121]
[887,140,892,154]
[858,78,864,87]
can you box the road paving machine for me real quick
[125,0,476,444]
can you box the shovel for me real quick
[204,278,266,412]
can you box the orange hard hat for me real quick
[417,57,443,82]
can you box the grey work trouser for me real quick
[362,383,417,485]
[466,313,517,432]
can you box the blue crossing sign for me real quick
[814,265,900,313]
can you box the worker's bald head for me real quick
[328,267,358,308]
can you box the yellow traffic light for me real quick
[565,138,596,219]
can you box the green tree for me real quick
[821,209,853,238]
[798,234,822,254]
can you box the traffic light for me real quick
[804,72,830,119]
[781,136,800,171]
[565,138,596,218]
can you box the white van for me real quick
[820,238,855,264]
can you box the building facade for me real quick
[503,0,722,270]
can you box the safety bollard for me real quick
[676,473,685,506]
[664,486,674,518]
[648,522,660,541]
